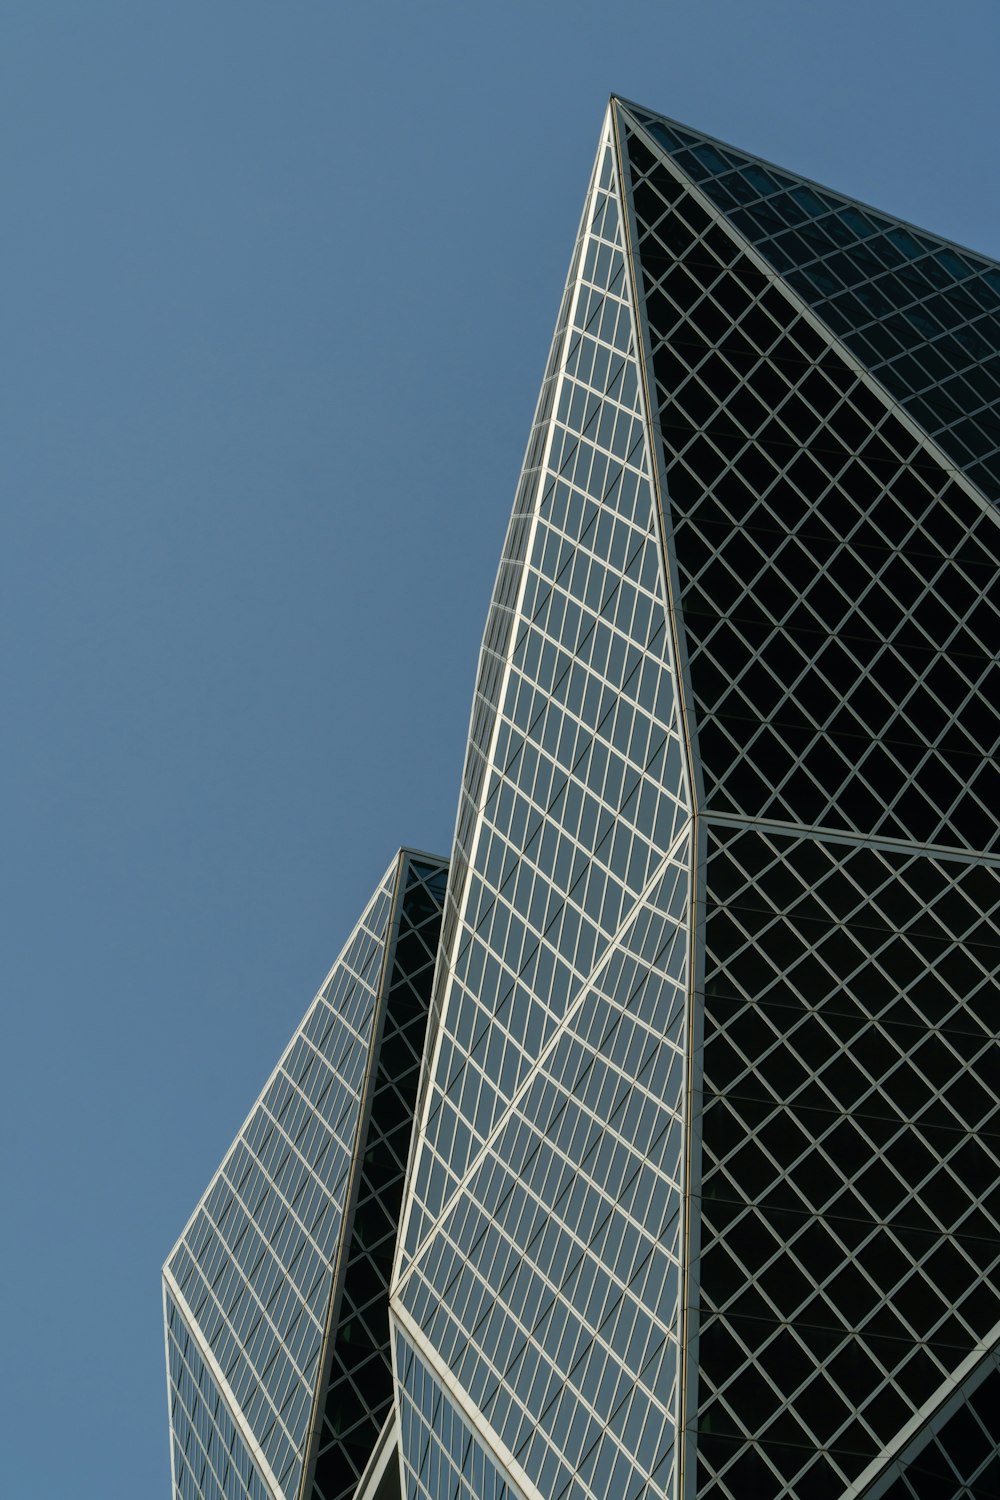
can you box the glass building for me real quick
[167,96,1000,1500]
[163,849,448,1500]
[391,100,1000,1500]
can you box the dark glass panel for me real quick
[695,829,1000,1495]
[622,118,1000,852]
[628,104,1000,498]
[310,860,447,1500]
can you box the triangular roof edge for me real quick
[611,95,1000,274]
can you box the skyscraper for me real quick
[164,850,448,1500]
[166,97,1000,1500]
[391,100,1000,1500]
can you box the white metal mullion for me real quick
[189,1189,324,1350]
[164,865,398,1273]
[393,1301,542,1500]
[176,1205,319,1440]
[459,721,683,1009]
[703,809,1000,867]
[618,106,1000,533]
[205,1122,336,1292]
[169,1327,248,1500]
[295,852,412,1500]
[164,1279,183,1500]
[406,1125,683,1383]
[351,1411,401,1500]
[164,1266,286,1500]
[846,1322,1000,1498]
[394,108,622,1281]
[394,822,692,1294]
[610,100,705,1500]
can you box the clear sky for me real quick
[2,2,998,1494]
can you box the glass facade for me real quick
[394,116,691,1500]
[391,99,1000,1500]
[625,105,1000,502]
[308,858,449,1500]
[164,850,447,1500]
[167,95,1000,1500]
[876,1354,1000,1500]
[396,1335,526,1500]
[166,1285,276,1500]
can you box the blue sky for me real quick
[2,2,998,1493]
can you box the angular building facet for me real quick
[389,100,1000,1500]
[166,95,1000,1500]
[164,849,448,1500]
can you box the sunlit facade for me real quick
[391,100,1000,1500]
[166,96,1000,1500]
[164,850,447,1500]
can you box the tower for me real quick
[390,99,1000,1500]
[164,850,448,1500]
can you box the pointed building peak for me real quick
[616,96,1000,274]
[615,97,1000,503]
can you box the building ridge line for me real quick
[393,820,693,1296]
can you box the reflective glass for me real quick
[309,858,448,1500]
[167,94,1000,1500]
[166,1288,274,1500]
[621,110,1000,854]
[395,99,1000,1500]
[396,1333,526,1500]
[395,114,691,1500]
[165,852,447,1500]
[626,104,1000,500]
[878,1358,1000,1500]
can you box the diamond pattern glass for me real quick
[166,1286,275,1500]
[620,111,1000,853]
[877,1355,1000,1500]
[164,851,446,1500]
[696,826,1000,1497]
[625,104,1000,502]
[396,1334,526,1500]
[308,858,448,1500]
[392,98,1000,1500]
[167,94,1000,1500]
[393,112,692,1500]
